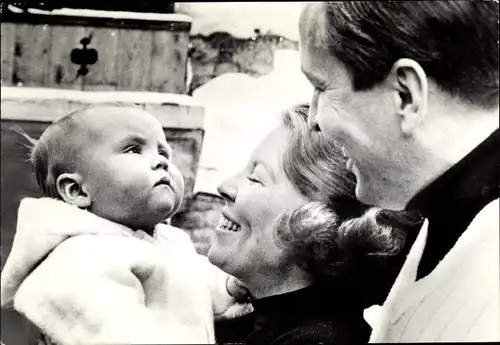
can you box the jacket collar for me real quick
[405,128,499,278]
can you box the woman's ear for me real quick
[55,173,91,208]
[390,58,428,136]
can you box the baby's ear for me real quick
[55,173,91,208]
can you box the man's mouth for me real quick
[217,214,242,232]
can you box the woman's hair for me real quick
[275,104,422,306]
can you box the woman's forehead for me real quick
[251,127,290,170]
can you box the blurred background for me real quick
[0,3,312,343]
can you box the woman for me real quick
[210,104,421,344]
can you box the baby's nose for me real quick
[153,154,169,170]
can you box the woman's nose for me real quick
[217,177,237,202]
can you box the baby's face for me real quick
[78,106,184,230]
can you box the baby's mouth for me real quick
[217,215,242,232]
[154,176,171,187]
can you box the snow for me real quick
[175,2,305,41]
[23,7,192,23]
[0,87,201,107]
[9,3,305,40]
[192,49,313,194]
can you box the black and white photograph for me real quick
[0,1,499,344]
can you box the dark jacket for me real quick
[215,283,371,344]
[406,128,499,279]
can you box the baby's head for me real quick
[28,104,184,232]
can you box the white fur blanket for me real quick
[0,197,252,345]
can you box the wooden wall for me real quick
[1,12,190,93]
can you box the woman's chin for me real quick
[212,226,245,258]
[207,246,234,274]
[208,226,248,274]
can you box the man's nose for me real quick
[308,89,320,131]
[217,176,237,203]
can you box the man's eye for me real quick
[124,146,141,154]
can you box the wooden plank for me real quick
[1,98,72,122]
[47,25,84,90]
[150,31,189,94]
[12,23,51,87]
[116,29,153,91]
[1,23,16,86]
[144,102,205,130]
[1,86,205,129]
[81,27,119,91]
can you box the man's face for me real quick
[79,107,184,230]
[299,3,409,209]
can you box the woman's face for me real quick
[208,126,310,285]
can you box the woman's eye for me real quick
[247,175,261,184]
[124,146,141,154]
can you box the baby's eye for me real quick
[158,149,170,160]
[124,145,141,154]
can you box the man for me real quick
[299,1,499,342]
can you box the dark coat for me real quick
[216,283,371,344]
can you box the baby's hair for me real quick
[14,126,38,162]
[16,102,142,199]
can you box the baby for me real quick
[0,104,251,344]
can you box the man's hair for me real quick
[275,104,422,306]
[319,1,499,108]
[21,102,142,199]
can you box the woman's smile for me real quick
[217,213,242,232]
[208,126,311,286]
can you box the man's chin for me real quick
[355,180,406,210]
[354,178,380,207]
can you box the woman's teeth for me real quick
[218,215,241,232]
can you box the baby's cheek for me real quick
[170,166,185,196]
[115,176,151,206]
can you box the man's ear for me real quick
[55,173,91,208]
[390,58,428,136]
